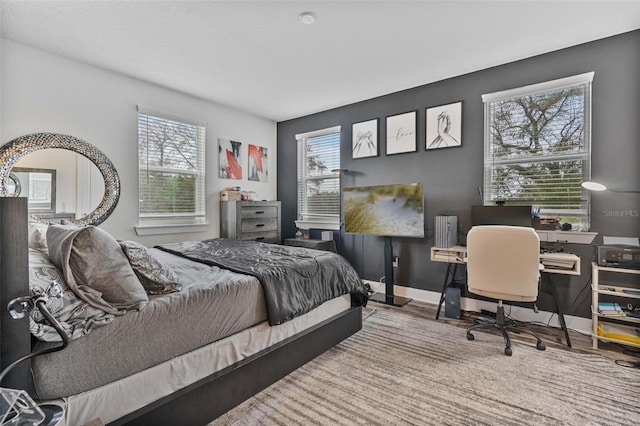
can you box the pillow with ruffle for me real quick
[118,240,182,295]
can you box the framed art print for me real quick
[219,138,242,179]
[352,119,379,159]
[386,111,416,155]
[248,143,268,182]
[426,101,462,150]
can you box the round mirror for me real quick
[0,133,120,226]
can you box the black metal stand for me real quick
[369,237,412,307]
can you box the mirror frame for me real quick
[0,133,120,226]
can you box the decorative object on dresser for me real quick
[220,200,281,244]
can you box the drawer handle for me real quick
[255,237,265,240]
[255,211,265,214]
[256,223,265,227]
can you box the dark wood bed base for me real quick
[113,305,362,425]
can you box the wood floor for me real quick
[366,298,640,365]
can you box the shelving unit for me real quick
[591,262,640,349]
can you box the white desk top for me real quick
[430,245,581,275]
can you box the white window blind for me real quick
[482,72,593,230]
[137,107,206,226]
[296,126,341,225]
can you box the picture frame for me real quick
[426,101,462,150]
[385,111,416,155]
[219,138,242,180]
[352,118,379,159]
[248,143,268,182]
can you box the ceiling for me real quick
[1,1,639,122]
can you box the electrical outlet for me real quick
[393,256,399,267]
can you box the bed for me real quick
[0,200,367,425]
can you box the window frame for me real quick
[481,72,594,231]
[136,106,207,234]
[295,125,342,231]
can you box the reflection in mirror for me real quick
[13,149,104,220]
[7,172,21,196]
[12,167,56,213]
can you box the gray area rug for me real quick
[212,307,640,425]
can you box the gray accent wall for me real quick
[277,30,640,319]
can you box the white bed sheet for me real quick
[58,294,351,425]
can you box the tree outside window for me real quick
[483,73,593,230]
[138,109,206,225]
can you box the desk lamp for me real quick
[0,281,67,425]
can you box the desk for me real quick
[430,245,581,347]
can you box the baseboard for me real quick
[364,280,592,336]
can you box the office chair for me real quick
[465,225,546,356]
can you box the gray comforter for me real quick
[156,239,368,325]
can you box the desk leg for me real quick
[435,263,457,320]
[547,274,572,348]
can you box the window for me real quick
[482,72,594,230]
[137,107,206,227]
[296,126,342,230]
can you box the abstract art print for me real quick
[426,102,462,150]
[352,119,379,159]
[219,138,242,179]
[248,144,268,182]
[386,111,416,155]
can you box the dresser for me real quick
[220,200,281,244]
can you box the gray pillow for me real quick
[47,224,149,314]
[28,248,115,342]
[28,220,49,253]
[119,240,182,295]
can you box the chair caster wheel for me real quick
[466,332,474,341]
[536,341,546,351]
[504,347,512,356]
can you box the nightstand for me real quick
[284,238,336,253]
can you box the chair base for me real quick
[466,303,546,356]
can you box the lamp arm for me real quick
[0,283,69,386]
[609,189,640,194]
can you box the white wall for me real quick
[1,39,277,245]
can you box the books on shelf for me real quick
[598,302,627,316]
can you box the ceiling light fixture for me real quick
[298,11,317,25]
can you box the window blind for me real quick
[482,73,593,230]
[296,127,341,223]
[138,108,206,225]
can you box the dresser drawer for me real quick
[240,206,278,219]
[241,217,278,233]
[240,231,280,243]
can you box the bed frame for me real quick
[0,197,363,425]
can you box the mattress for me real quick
[32,249,267,400]
[62,294,351,425]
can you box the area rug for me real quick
[211,307,640,425]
